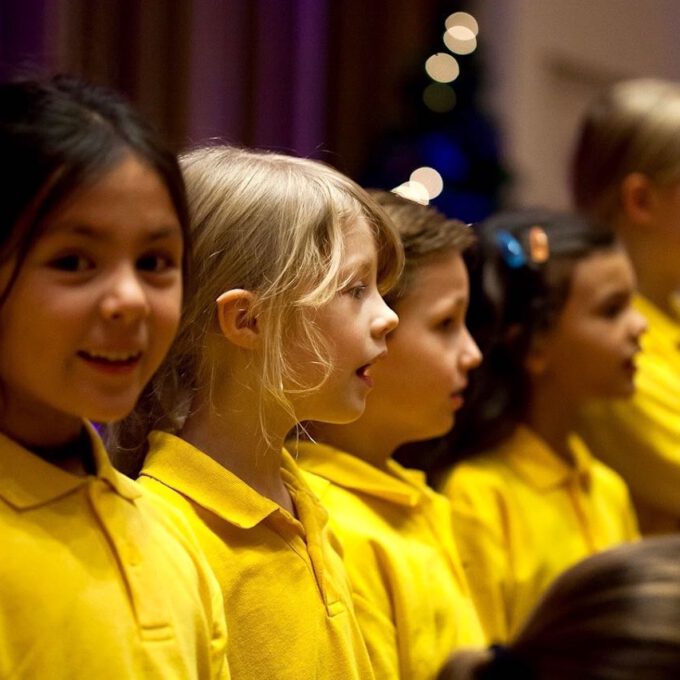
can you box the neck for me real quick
[180,386,296,514]
[630,253,676,315]
[525,381,579,466]
[616,219,679,316]
[0,406,91,475]
[30,427,94,476]
[310,418,397,471]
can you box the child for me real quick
[112,145,402,679]
[292,190,485,679]
[0,76,227,678]
[438,535,680,680]
[571,78,680,534]
[439,210,644,643]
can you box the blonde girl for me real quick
[571,78,680,534]
[0,76,227,678]
[113,145,402,679]
[293,190,485,679]
[439,209,644,643]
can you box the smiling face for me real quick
[359,249,482,445]
[290,217,399,424]
[0,154,184,445]
[530,246,647,402]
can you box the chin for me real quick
[325,400,368,425]
[402,421,453,446]
[619,384,637,399]
[84,402,138,425]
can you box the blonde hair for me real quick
[571,78,680,223]
[110,145,402,471]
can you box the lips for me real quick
[355,350,387,388]
[78,349,143,371]
[622,356,637,375]
[450,382,468,409]
[355,363,374,388]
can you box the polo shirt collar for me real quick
[501,425,593,492]
[0,421,139,510]
[143,431,296,529]
[292,440,423,507]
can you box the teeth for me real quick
[84,350,140,361]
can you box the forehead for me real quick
[340,216,376,261]
[569,247,635,299]
[397,250,468,312]
[343,216,374,245]
[43,155,180,239]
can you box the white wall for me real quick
[474,0,680,208]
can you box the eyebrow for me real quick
[341,254,375,273]
[57,224,182,242]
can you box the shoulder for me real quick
[589,456,632,498]
[441,452,511,496]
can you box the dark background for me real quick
[0,0,506,222]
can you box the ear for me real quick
[215,289,260,349]
[620,172,655,224]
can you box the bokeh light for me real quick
[423,83,457,113]
[443,28,477,55]
[410,166,444,199]
[445,11,479,36]
[425,53,460,83]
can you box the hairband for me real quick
[479,644,535,680]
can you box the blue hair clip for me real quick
[496,230,526,268]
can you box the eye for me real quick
[598,295,629,319]
[137,252,179,274]
[344,283,367,300]
[48,254,93,272]
[436,308,466,332]
[601,303,626,319]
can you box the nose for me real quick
[460,327,483,371]
[100,264,150,322]
[630,308,648,343]
[371,295,399,339]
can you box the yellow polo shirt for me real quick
[577,294,680,534]
[0,424,228,679]
[139,431,375,680]
[441,425,638,643]
[294,441,484,680]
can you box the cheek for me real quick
[149,286,183,338]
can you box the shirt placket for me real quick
[87,479,174,641]
[567,476,596,552]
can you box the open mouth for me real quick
[622,357,637,375]
[78,350,142,367]
[355,363,374,387]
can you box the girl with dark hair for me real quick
[0,76,227,678]
[439,210,645,643]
